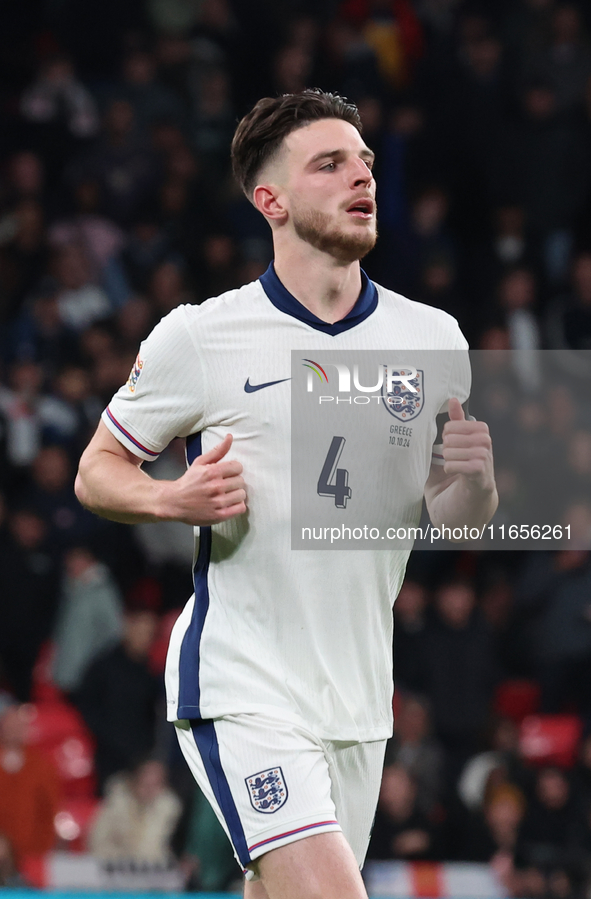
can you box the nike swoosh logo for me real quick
[244,377,291,393]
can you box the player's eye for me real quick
[321,161,337,171]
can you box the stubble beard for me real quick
[292,205,378,264]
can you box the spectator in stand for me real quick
[48,180,131,312]
[0,198,49,325]
[386,693,443,815]
[0,161,50,346]
[458,717,533,815]
[19,445,98,555]
[415,580,498,787]
[122,210,173,293]
[77,99,161,226]
[318,17,382,100]
[566,431,591,494]
[517,767,579,869]
[3,366,82,455]
[148,259,195,315]
[512,398,564,526]
[446,30,510,224]
[8,289,81,375]
[272,43,313,97]
[492,206,531,270]
[19,55,99,177]
[523,3,591,116]
[0,833,22,887]
[20,55,99,138]
[393,579,428,692]
[116,49,186,132]
[367,763,439,861]
[0,702,60,868]
[497,266,543,394]
[1,151,45,210]
[199,233,240,299]
[572,733,591,811]
[416,252,462,322]
[460,782,526,866]
[509,83,588,284]
[514,550,591,713]
[0,361,47,471]
[51,244,112,332]
[78,326,136,409]
[547,251,591,350]
[52,547,124,695]
[395,186,456,300]
[567,804,591,898]
[563,500,591,551]
[157,167,205,280]
[503,0,555,76]
[340,0,425,91]
[49,366,102,459]
[116,297,157,355]
[74,609,160,793]
[0,509,58,700]
[89,758,181,864]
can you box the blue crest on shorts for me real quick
[245,766,288,814]
[382,368,424,421]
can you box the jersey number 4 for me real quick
[317,436,351,509]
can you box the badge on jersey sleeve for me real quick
[126,354,144,393]
[245,767,288,813]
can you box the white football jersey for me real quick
[103,266,469,741]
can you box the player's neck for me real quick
[273,246,362,324]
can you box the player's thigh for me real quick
[244,879,270,899]
[252,831,369,899]
[174,712,342,877]
[325,738,387,867]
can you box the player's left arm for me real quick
[424,397,498,536]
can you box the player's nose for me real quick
[347,155,373,189]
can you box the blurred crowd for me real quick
[2,0,591,894]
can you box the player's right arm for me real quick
[75,423,246,527]
[76,306,246,527]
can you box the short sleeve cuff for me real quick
[102,406,162,462]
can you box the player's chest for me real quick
[199,343,293,442]
[197,333,453,452]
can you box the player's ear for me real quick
[252,184,287,223]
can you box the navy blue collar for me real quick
[259,262,378,336]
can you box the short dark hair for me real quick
[231,89,362,198]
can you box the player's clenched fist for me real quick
[159,434,247,526]
[442,397,495,491]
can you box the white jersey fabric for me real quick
[103,265,469,742]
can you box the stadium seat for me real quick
[493,678,541,722]
[25,701,96,797]
[519,714,582,767]
[51,735,96,798]
[26,700,88,746]
[30,641,64,703]
[54,797,100,852]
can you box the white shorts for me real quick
[175,712,386,878]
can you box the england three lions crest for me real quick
[382,368,424,421]
[245,767,288,814]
